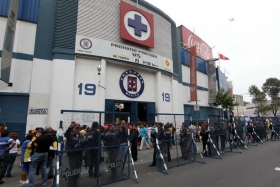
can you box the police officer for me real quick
[220,122,227,154]
[200,123,209,156]
[118,121,128,163]
[64,123,87,187]
[86,121,102,178]
[149,122,165,166]
[130,124,139,162]
[179,124,189,159]
[164,123,171,162]
[104,123,121,180]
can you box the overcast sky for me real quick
[146,0,280,102]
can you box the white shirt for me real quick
[9,139,20,154]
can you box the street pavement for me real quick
[3,140,280,187]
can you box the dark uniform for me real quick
[179,125,189,159]
[86,121,101,178]
[149,123,165,166]
[164,124,171,162]
[104,123,121,180]
[130,126,139,162]
[64,124,87,187]
[200,124,210,156]
[220,123,227,154]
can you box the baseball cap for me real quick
[73,123,81,129]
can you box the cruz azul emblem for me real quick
[119,70,144,98]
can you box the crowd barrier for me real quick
[57,144,136,187]
[49,111,280,186]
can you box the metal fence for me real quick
[153,113,205,173]
[56,110,138,187]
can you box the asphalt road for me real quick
[3,140,280,187]
[111,140,280,187]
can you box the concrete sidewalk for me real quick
[4,140,205,187]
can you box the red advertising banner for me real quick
[190,46,197,101]
[181,26,213,61]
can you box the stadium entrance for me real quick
[105,99,155,124]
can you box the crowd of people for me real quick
[0,117,277,187]
[0,123,57,186]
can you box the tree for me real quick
[213,89,239,114]
[248,85,268,117]
[262,78,280,116]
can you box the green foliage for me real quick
[213,89,239,114]
[262,78,280,116]
[248,85,268,117]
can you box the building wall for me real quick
[0,0,217,132]
[0,18,36,93]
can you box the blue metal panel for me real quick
[184,104,221,123]
[0,0,39,23]
[0,94,29,141]
[216,67,228,92]
[0,0,10,15]
[181,48,207,74]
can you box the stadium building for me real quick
[0,0,228,136]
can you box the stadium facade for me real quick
[0,0,228,134]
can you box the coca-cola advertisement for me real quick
[181,26,213,61]
[189,46,197,101]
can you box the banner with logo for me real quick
[75,35,173,73]
[189,46,197,101]
[207,59,217,104]
[181,26,213,61]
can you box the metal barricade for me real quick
[56,110,138,187]
[154,113,205,173]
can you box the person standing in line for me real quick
[19,133,34,185]
[146,124,152,146]
[0,130,15,185]
[28,131,55,187]
[5,132,20,178]
[139,124,150,151]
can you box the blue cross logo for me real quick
[129,80,136,88]
[128,14,147,37]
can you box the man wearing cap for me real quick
[86,121,102,178]
[0,130,15,185]
[64,123,87,187]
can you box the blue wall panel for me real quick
[181,48,207,74]
[216,67,228,91]
[0,93,29,141]
[0,0,39,23]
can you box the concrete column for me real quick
[48,59,75,128]
[98,59,106,111]
[155,71,161,114]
